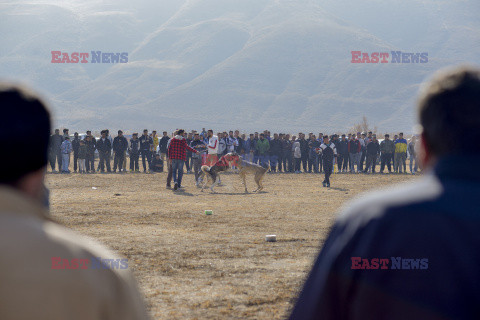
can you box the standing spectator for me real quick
[218,132,227,157]
[277,134,285,172]
[97,130,112,173]
[62,128,69,139]
[112,130,128,173]
[200,128,207,139]
[379,133,395,173]
[318,135,336,187]
[283,134,293,173]
[77,140,87,173]
[269,133,281,172]
[244,134,254,162]
[289,66,480,320]
[408,135,418,174]
[226,131,236,153]
[363,134,380,173]
[71,132,80,173]
[185,132,193,173]
[167,129,198,191]
[190,133,207,187]
[357,132,366,171]
[96,129,112,172]
[151,130,159,156]
[298,133,309,173]
[159,131,170,161]
[336,134,349,173]
[394,132,408,173]
[348,134,361,173]
[317,133,324,173]
[84,135,96,173]
[238,133,246,160]
[165,132,174,189]
[206,129,219,166]
[235,130,243,155]
[392,133,398,169]
[60,136,72,173]
[293,140,302,174]
[256,133,270,168]
[48,129,63,172]
[139,129,153,173]
[252,132,259,164]
[129,133,140,172]
[308,135,320,173]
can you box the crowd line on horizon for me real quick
[49,127,420,180]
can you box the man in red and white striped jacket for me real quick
[167,129,197,190]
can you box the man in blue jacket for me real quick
[289,66,480,320]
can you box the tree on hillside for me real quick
[351,116,379,135]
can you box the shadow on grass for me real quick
[172,190,194,196]
[328,187,348,192]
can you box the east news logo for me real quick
[351,257,429,270]
[51,51,128,63]
[351,51,428,63]
[51,257,128,270]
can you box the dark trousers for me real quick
[73,151,78,172]
[113,151,125,171]
[318,154,323,173]
[185,155,191,171]
[278,154,285,172]
[294,158,302,172]
[380,153,393,172]
[323,161,333,185]
[166,160,173,186]
[141,150,151,171]
[359,150,367,171]
[337,153,348,171]
[286,154,293,172]
[130,153,139,171]
[301,155,308,172]
[99,151,111,172]
[49,150,62,171]
[193,157,202,182]
[308,154,319,173]
[86,154,95,172]
[364,154,378,173]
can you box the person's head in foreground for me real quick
[289,66,480,320]
[0,84,149,320]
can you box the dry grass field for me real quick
[45,163,417,319]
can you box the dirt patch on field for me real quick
[46,169,417,319]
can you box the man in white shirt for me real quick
[206,129,218,166]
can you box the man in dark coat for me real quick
[112,130,128,173]
[290,67,480,320]
[363,134,380,173]
[71,132,80,172]
[48,129,63,172]
[96,130,112,173]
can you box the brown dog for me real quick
[236,156,269,193]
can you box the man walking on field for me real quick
[167,129,198,191]
[318,135,336,187]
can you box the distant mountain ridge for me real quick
[0,0,479,133]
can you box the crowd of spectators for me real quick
[49,128,419,177]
